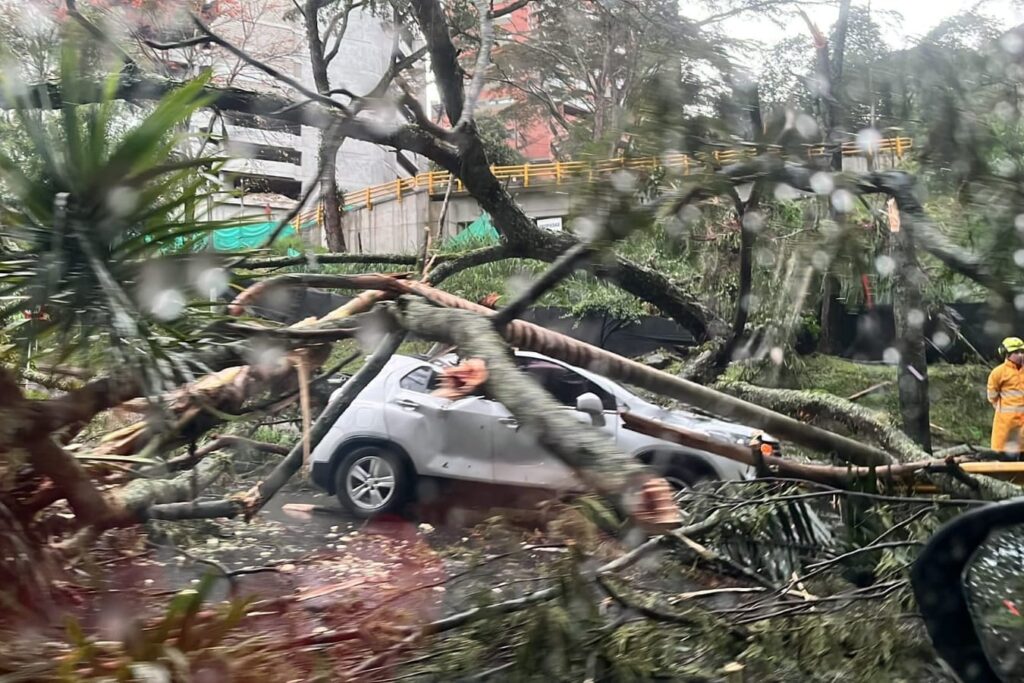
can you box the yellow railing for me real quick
[333,136,913,212]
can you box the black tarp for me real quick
[244,284,1013,362]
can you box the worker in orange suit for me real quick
[988,337,1024,455]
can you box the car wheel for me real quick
[641,450,717,495]
[334,446,411,518]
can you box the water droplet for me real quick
[106,186,139,218]
[883,347,901,364]
[875,255,895,276]
[773,183,800,201]
[679,205,701,226]
[1015,294,1024,311]
[610,170,637,194]
[572,216,601,241]
[811,250,830,271]
[246,341,287,373]
[809,172,834,195]
[1001,31,1024,55]
[769,347,784,365]
[932,331,952,348]
[1015,214,1024,233]
[194,267,228,297]
[907,309,925,328]
[856,128,882,155]
[149,288,185,321]
[1014,249,1024,267]
[742,210,764,232]
[795,113,818,138]
[995,101,1016,122]
[831,189,855,213]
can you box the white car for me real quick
[309,351,776,517]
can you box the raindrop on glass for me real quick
[875,255,896,276]
[883,347,901,365]
[811,250,830,271]
[149,288,185,321]
[679,204,701,226]
[1016,294,1024,311]
[809,172,834,195]
[742,210,764,232]
[195,267,228,297]
[907,309,925,328]
[1014,250,1024,268]
[1001,31,1024,55]
[855,128,882,155]
[572,216,601,242]
[773,183,800,201]
[932,331,952,349]
[995,101,1016,122]
[795,113,818,138]
[769,347,784,365]
[831,189,855,213]
[106,186,139,218]
[610,170,637,194]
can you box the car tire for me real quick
[641,450,717,492]
[334,445,412,518]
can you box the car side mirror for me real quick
[912,498,1024,682]
[576,392,605,427]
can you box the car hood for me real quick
[630,402,772,446]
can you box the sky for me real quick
[697,0,1024,50]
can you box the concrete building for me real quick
[163,0,425,245]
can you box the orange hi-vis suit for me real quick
[988,359,1024,453]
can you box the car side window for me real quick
[516,359,616,411]
[399,366,438,393]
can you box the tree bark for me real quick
[714,380,927,464]
[318,132,346,251]
[111,452,232,525]
[388,298,652,512]
[389,288,895,467]
[892,208,932,452]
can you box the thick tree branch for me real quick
[410,0,465,124]
[188,11,352,116]
[389,297,653,514]
[455,0,494,130]
[389,284,894,467]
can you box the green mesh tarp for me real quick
[210,220,302,250]
[443,212,499,249]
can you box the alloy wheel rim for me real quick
[346,454,397,510]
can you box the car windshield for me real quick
[5,0,1023,680]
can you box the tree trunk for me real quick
[818,274,841,354]
[318,132,346,252]
[714,380,927,464]
[892,212,932,452]
[304,0,346,252]
[389,298,652,516]
[390,286,895,467]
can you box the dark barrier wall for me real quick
[249,288,697,358]
[247,285,1005,363]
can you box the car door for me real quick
[382,364,496,482]
[491,358,619,489]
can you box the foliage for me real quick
[475,115,526,167]
[58,574,268,680]
[0,46,233,383]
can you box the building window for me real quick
[224,111,301,136]
[227,141,301,165]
